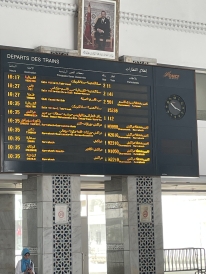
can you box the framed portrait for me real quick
[78,0,119,60]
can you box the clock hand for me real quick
[170,102,181,112]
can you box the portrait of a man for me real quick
[94,10,110,51]
[79,0,119,60]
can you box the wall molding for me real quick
[1,0,206,34]
[22,202,37,209]
[120,12,206,35]
[0,0,77,15]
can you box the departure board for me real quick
[0,49,199,176]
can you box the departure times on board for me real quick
[0,50,199,176]
[4,72,151,165]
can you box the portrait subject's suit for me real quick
[94,17,110,50]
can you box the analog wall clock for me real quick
[165,94,186,119]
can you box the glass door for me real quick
[81,192,107,274]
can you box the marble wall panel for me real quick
[107,262,124,274]
[27,230,37,248]
[25,209,37,247]
[22,176,38,191]
[0,194,15,274]
[71,176,80,202]
[38,254,43,274]
[37,175,52,202]
[30,254,38,272]
[0,194,15,211]
[124,251,131,274]
[0,227,15,249]
[37,254,54,274]
[129,226,139,251]
[106,208,123,219]
[43,227,53,254]
[122,201,128,226]
[42,253,53,273]
[130,250,139,274]
[37,227,43,255]
[107,251,124,263]
[127,177,137,202]
[37,201,43,228]
[106,223,123,243]
[155,249,164,274]
[152,178,162,203]
[128,202,137,226]
[153,201,163,225]
[154,224,163,251]
[105,177,125,192]
[0,248,15,268]
[22,229,28,246]
[42,201,52,228]
[71,202,81,227]
[0,211,15,229]
[22,190,37,203]
[72,226,82,253]
[38,227,53,254]
[123,226,129,250]
[0,269,14,274]
[72,253,82,274]
[122,180,128,202]
[105,193,122,203]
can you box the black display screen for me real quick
[0,49,199,176]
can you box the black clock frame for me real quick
[165,94,186,119]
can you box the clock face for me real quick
[165,95,186,119]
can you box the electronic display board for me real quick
[0,49,199,176]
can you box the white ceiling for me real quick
[0,174,206,194]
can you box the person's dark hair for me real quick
[101,11,106,13]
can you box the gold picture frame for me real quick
[78,0,119,60]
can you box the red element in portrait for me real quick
[84,2,92,45]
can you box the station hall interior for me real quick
[2,0,206,274]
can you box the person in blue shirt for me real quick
[15,248,34,274]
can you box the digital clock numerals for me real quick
[3,71,152,168]
[5,73,39,162]
[8,144,21,150]
[8,109,20,115]
[8,74,20,80]
[8,127,21,132]
[8,91,20,97]
[8,83,20,89]
[103,83,111,89]
[8,100,20,106]
[8,154,21,159]
[8,135,21,141]
[8,118,20,124]
[108,108,118,113]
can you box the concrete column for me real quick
[37,175,53,274]
[22,176,38,273]
[22,175,82,274]
[105,176,164,274]
[0,194,15,274]
[52,175,82,274]
[105,176,125,274]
